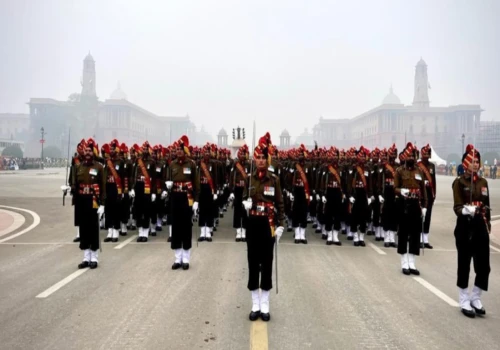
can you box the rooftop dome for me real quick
[382,86,401,105]
[280,129,290,137]
[84,52,94,61]
[416,57,427,66]
[110,82,127,100]
[218,128,228,136]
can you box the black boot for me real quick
[73,237,81,243]
[260,313,271,322]
[103,237,112,242]
[89,262,98,269]
[172,262,182,270]
[78,261,90,269]
[461,308,476,318]
[249,310,260,321]
[402,268,411,275]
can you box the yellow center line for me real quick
[250,320,268,350]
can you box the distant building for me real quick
[25,53,206,156]
[311,58,484,160]
[0,113,29,140]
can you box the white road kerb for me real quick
[0,205,41,243]
[0,209,25,237]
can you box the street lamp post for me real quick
[40,127,46,169]
[461,133,465,153]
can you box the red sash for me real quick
[327,165,341,185]
[137,158,151,194]
[106,159,123,195]
[355,166,367,188]
[200,161,215,194]
[385,163,395,178]
[295,163,310,202]
[417,161,435,199]
[235,162,248,180]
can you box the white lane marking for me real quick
[114,235,138,249]
[413,277,459,307]
[491,215,500,221]
[368,242,387,255]
[490,245,500,253]
[0,209,25,237]
[0,205,41,243]
[36,269,89,298]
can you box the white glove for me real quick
[322,196,327,203]
[192,201,199,213]
[243,199,253,211]
[213,194,218,200]
[349,197,355,204]
[378,195,384,204]
[422,208,427,221]
[60,185,71,192]
[400,188,410,197]
[129,189,135,198]
[161,191,168,199]
[462,205,476,217]
[367,197,372,206]
[97,205,105,216]
[289,194,294,201]
[229,193,235,201]
[151,194,156,202]
[316,194,320,201]
[275,226,284,242]
[165,181,173,190]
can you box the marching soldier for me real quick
[119,143,132,236]
[242,133,284,322]
[320,147,343,245]
[229,145,251,242]
[128,144,139,231]
[379,145,398,248]
[418,144,436,249]
[130,141,157,242]
[395,142,427,275]
[348,146,373,247]
[103,140,125,243]
[290,144,311,244]
[453,144,491,318]
[73,138,105,269]
[198,144,218,242]
[151,145,168,236]
[67,139,86,242]
[166,135,200,270]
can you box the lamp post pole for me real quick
[461,133,465,153]
[40,127,46,169]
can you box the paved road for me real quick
[0,170,499,350]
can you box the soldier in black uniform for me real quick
[453,144,491,318]
[395,143,427,275]
[119,143,132,236]
[198,144,219,242]
[242,133,284,322]
[229,145,251,242]
[418,144,436,249]
[103,140,125,243]
[72,138,105,269]
[166,135,200,270]
[130,141,157,242]
[64,139,86,242]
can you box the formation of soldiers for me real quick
[62,133,491,320]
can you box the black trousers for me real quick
[292,188,308,228]
[324,189,342,231]
[76,196,99,251]
[423,200,434,233]
[232,186,247,229]
[247,216,275,291]
[372,199,381,227]
[120,194,131,224]
[454,216,491,291]
[350,195,369,234]
[170,192,193,250]
[105,185,121,230]
[381,190,397,231]
[397,199,421,255]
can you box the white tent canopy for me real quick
[428,145,446,166]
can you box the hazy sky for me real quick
[1,0,499,143]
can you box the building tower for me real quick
[412,58,430,108]
[279,129,291,148]
[217,128,228,146]
[81,52,96,98]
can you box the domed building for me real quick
[382,86,402,105]
[110,82,127,100]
